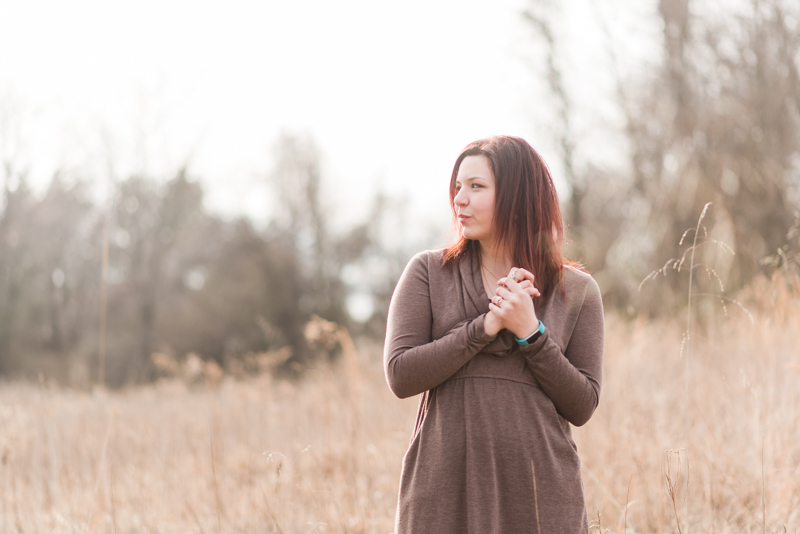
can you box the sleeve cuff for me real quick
[470,313,498,346]
[518,327,550,356]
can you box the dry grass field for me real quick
[1,280,799,533]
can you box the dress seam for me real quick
[444,374,540,388]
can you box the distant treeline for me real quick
[0,135,413,386]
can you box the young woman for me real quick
[384,136,604,533]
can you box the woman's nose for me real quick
[454,188,467,206]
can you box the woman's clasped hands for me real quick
[484,267,541,338]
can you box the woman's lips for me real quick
[458,214,470,222]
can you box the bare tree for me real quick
[0,97,35,374]
[105,169,204,383]
[523,1,584,259]
[523,0,800,313]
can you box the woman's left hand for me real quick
[488,267,540,339]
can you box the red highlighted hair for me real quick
[443,136,577,302]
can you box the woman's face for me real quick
[453,155,496,244]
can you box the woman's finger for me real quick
[494,285,512,301]
[496,283,540,305]
[512,267,535,283]
[500,283,539,299]
[523,286,541,298]
[516,279,540,298]
[497,276,523,294]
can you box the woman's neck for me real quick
[478,240,513,298]
[479,240,512,273]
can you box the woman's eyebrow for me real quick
[457,176,489,183]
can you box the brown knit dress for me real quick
[384,248,604,534]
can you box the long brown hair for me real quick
[443,136,577,302]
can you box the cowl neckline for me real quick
[457,248,519,358]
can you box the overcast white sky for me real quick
[0,0,660,236]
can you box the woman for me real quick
[384,136,604,533]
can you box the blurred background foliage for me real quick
[0,131,418,386]
[527,0,800,312]
[1,0,799,386]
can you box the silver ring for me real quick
[510,267,521,283]
[493,295,504,305]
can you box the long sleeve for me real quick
[384,252,496,399]
[520,276,604,426]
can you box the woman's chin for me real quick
[461,228,479,240]
[461,230,489,242]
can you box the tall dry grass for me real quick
[581,277,800,533]
[0,339,414,533]
[1,281,799,533]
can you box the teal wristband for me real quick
[515,320,545,346]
